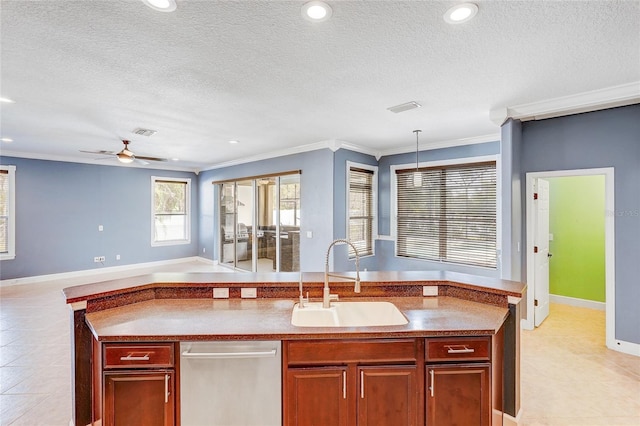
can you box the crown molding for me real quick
[378,133,500,158]
[490,81,640,125]
[202,139,381,171]
[0,150,199,173]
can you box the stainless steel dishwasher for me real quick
[180,341,281,426]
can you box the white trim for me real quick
[0,256,206,287]
[550,294,605,311]
[491,81,640,124]
[378,133,499,158]
[151,176,192,247]
[0,165,16,260]
[524,168,622,355]
[0,150,198,173]
[346,161,378,257]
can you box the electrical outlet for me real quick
[241,288,257,298]
[213,288,229,299]
[94,256,106,263]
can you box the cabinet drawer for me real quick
[103,343,174,369]
[286,339,417,365]
[426,337,490,362]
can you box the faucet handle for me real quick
[299,291,309,307]
[329,293,339,302]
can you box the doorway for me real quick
[524,168,615,350]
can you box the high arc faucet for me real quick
[323,239,361,308]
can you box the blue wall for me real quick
[520,104,640,345]
[198,149,334,272]
[0,157,199,280]
[332,149,379,272]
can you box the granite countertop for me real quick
[85,295,510,342]
[63,270,526,303]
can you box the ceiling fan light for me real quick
[117,151,134,164]
[142,0,177,12]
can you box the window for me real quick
[152,177,190,246]
[0,166,16,260]
[348,163,377,258]
[396,160,496,268]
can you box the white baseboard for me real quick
[550,294,606,311]
[0,256,214,287]
[608,338,640,357]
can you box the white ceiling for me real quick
[1,0,639,172]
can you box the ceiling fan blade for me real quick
[135,155,168,162]
[135,158,150,165]
[80,149,116,155]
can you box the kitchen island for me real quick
[63,271,525,426]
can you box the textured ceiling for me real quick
[1,0,639,171]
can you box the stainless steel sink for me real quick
[291,301,408,327]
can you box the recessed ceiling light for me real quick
[1,137,13,143]
[228,140,238,144]
[302,1,333,22]
[142,0,177,12]
[0,97,15,103]
[444,3,478,24]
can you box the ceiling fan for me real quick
[80,140,168,165]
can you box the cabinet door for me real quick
[285,367,349,426]
[104,371,174,426]
[426,364,490,426]
[358,366,418,426]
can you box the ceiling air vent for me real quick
[387,101,422,114]
[132,128,157,137]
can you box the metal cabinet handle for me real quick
[360,370,364,399]
[446,345,475,354]
[429,369,435,397]
[164,374,170,404]
[342,371,347,399]
[120,354,150,361]
[181,349,277,359]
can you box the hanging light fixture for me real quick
[413,130,422,187]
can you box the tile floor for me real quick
[1,262,639,425]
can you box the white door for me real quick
[534,178,551,327]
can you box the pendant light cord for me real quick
[413,129,422,171]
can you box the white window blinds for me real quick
[348,166,374,258]
[396,161,497,268]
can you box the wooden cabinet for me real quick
[358,366,418,426]
[100,343,176,426]
[425,336,495,426]
[286,367,349,426]
[283,339,421,426]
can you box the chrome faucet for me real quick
[323,239,361,308]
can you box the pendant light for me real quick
[413,130,422,187]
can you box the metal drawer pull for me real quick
[446,345,475,354]
[164,374,170,404]
[120,354,150,361]
[181,349,277,359]
[342,371,347,399]
[360,370,364,399]
[429,370,434,397]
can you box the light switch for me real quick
[98,225,103,232]
[306,231,313,238]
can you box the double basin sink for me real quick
[291,301,408,327]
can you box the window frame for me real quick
[0,165,16,260]
[391,155,501,270]
[346,161,378,259]
[151,176,191,247]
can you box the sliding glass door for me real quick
[217,173,300,272]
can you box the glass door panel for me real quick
[279,175,300,272]
[235,180,253,271]
[220,183,236,267]
[257,177,277,272]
